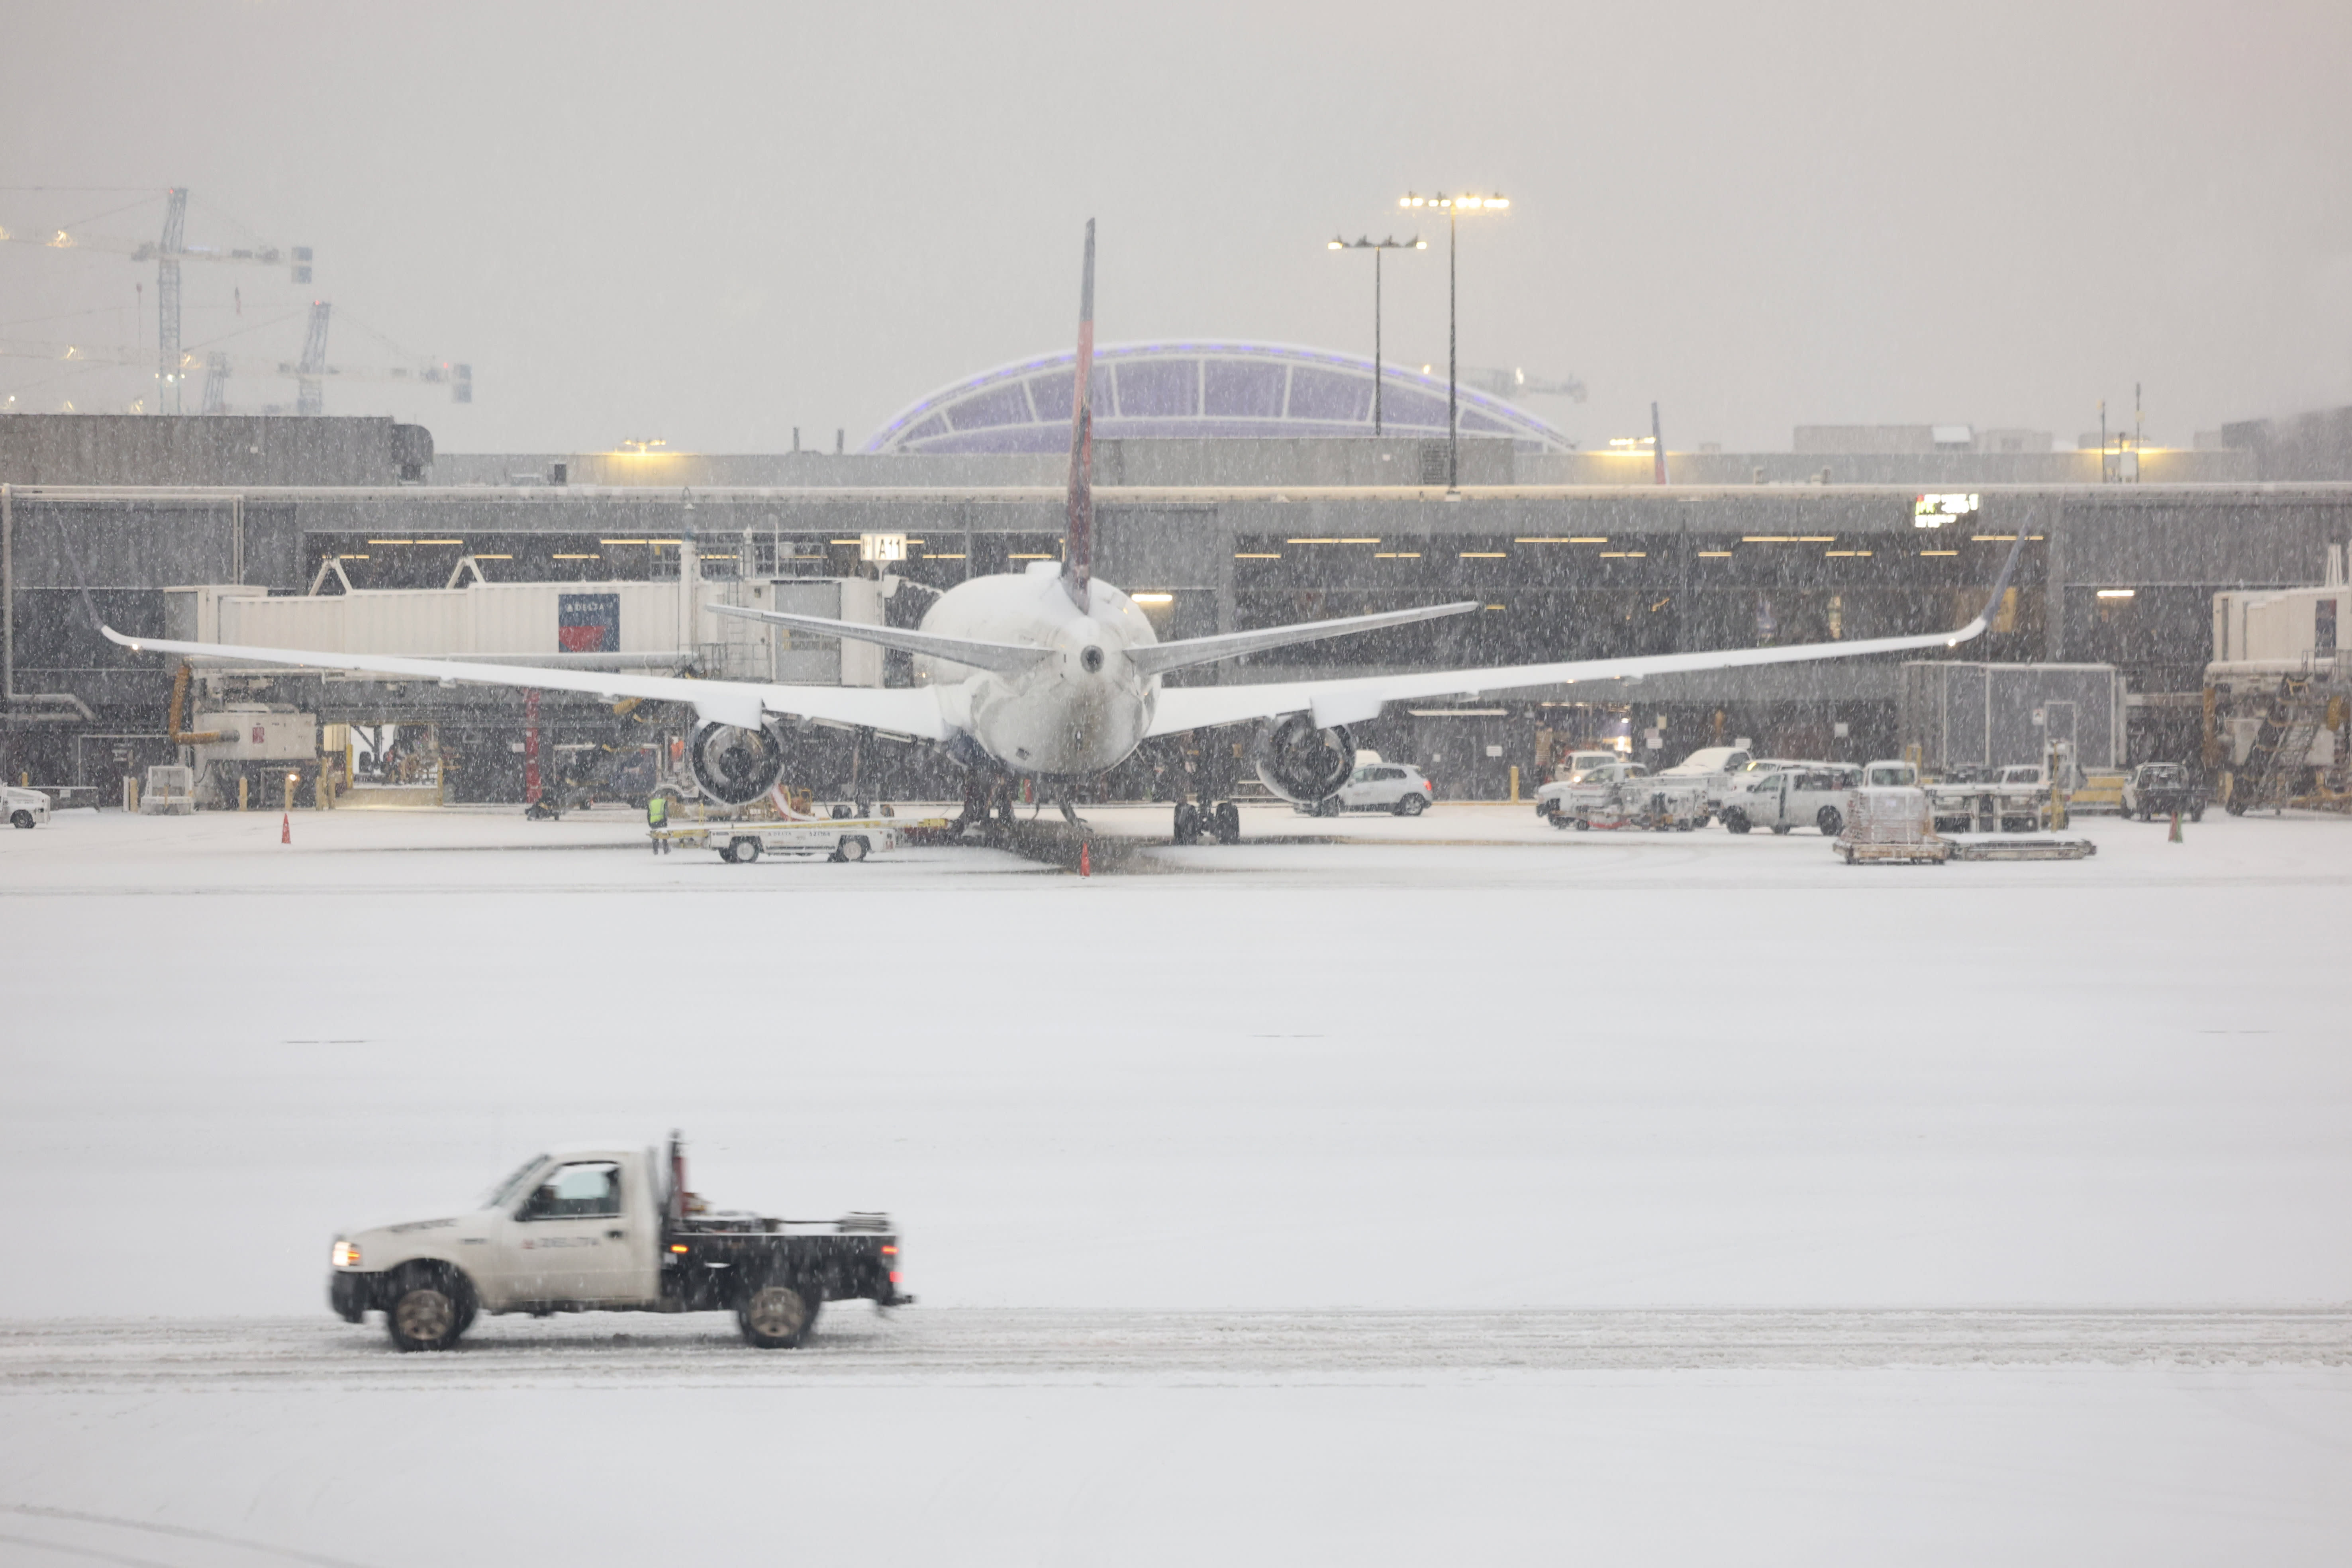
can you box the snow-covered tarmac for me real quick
[2,803,2348,1564]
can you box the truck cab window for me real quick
[522,1161,621,1220]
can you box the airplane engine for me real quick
[687,720,792,806]
[1252,713,1356,806]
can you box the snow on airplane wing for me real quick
[97,626,951,740]
[1146,531,2030,738]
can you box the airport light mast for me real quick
[1399,191,1509,494]
[1327,234,1424,436]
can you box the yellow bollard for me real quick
[282,772,296,813]
[1509,764,1521,803]
[238,775,249,811]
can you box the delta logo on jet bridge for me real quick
[559,594,620,653]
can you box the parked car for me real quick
[1302,760,1435,816]
[2121,762,2206,822]
[1719,764,1862,835]
[4,784,51,829]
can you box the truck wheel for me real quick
[1213,801,1241,842]
[1172,802,1200,844]
[9,811,31,830]
[1397,795,1425,817]
[385,1267,470,1352]
[1573,817,1590,831]
[738,1282,820,1349]
[2190,806,2205,823]
[834,836,868,862]
[1817,807,1843,837]
[732,837,761,863]
[1723,810,1750,835]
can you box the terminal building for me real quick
[6,378,2350,807]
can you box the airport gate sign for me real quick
[1914,493,1980,527]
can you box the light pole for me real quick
[1399,191,1509,492]
[1327,234,1425,435]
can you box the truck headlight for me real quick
[332,1241,362,1268]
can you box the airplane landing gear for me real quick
[1172,799,1241,845]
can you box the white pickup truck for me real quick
[1719,764,1864,835]
[330,1135,910,1351]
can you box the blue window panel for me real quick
[1286,367,1372,422]
[945,382,1036,431]
[1027,369,1112,422]
[1203,359,1285,418]
[903,414,950,444]
[1377,384,1449,428]
[1113,359,1199,418]
[1460,410,1510,434]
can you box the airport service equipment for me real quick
[1833,787,1950,865]
[1650,745,1756,808]
[4,784,50,828]
[1923,765,2055,833]
[1899,661,2126,775]
[136,765,196,815]
[653,817,903,864]
[329,1133,909,1352]
[1544,761,1708,831]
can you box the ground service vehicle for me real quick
[1652,745,1754,808]
[1302,760,1435,816]
[1541,762,1708,830]
[330,1136,909,1351]
[5,785,50,829]
[1720,765,1863,835]
[2122,762,2207,822]
[1925,764,2053,833]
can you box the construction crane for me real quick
[2,187,308,412]
[128,189,312,414]
[197,301,471,415]
[1,317,472,416]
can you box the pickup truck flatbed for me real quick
[330,1135,910,1350]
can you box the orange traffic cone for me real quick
[2169,809,2182,843]
[280,812,291,845]
[1079,841,1091,877]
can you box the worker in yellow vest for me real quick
[646,792,670,854]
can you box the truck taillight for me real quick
[889,1271,902,1284]
[669,1243,688,1254]
[880,1244,897,1256]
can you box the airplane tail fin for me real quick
[1061,220,1096,613]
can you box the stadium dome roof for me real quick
[865,340,1573,455]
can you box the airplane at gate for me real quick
[96,221,2025,838]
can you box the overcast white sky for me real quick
[5,0,2349,454]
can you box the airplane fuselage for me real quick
[915,562,1160,775]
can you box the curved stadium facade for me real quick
[865,341,1572,455]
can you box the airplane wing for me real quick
[1147,532,2029,738]
[1125,600,1480,678]
[705,603,1051,674]
[96,626,951,739]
